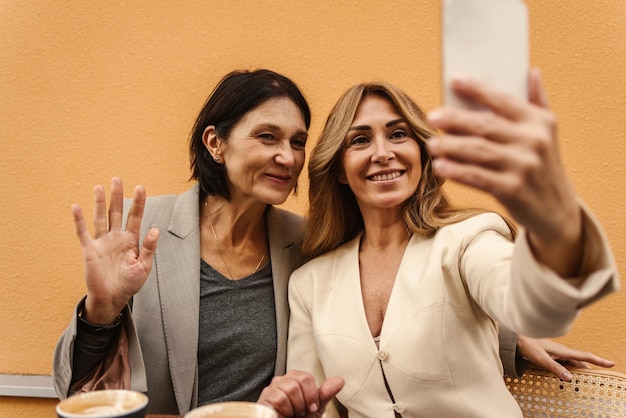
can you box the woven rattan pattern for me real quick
[505,365,626,417]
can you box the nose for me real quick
[372,137,394,164]
[274,144,295,168]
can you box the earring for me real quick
[213,156,221,163]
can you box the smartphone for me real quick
[442,0,529,109]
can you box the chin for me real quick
[261,193,292,206]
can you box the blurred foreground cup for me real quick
[185,401,278,418]
[56,389,148,418]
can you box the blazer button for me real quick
[393,402,405,413]
[377,350,388,360]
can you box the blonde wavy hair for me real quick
[303,82,515,259]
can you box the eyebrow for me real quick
[257,123,308,138]
[348,118,405,131]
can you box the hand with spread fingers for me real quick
[517,336,615,382]
[73,177,159,325]
[258,370,344,418]
[426,69,583,278]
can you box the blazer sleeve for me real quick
[461,204,619,339]
[52,300,148,398]
[497,325,527,377]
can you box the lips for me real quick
[368,170,404,182]
[265,172,293,185]
[267,173,291,180]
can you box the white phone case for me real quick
[442,0,529,109]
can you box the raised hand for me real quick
[258,370,344,418]
[426,69,583,277]
[517,336,615,382]
[73,177,159,324]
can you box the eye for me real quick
[348,135,371,146]
[257,132,275,141]
[390,129,409,140]
[291,137,307,150]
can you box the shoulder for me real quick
[292,235,358,279]
[142,191,186,222]
[122,185,199,233]
[436,212,513,242]
[267,206,305,239]
[269,206,304,227]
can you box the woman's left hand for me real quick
[426,69,583,276]
[517,336,615,381]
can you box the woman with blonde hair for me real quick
[259,71,619,417]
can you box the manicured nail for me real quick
[452,75,471,86]
[432,159,446,171]
[427,110,444,123]
[427,138,439,151]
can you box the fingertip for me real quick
[451,74,474,90]
[530,67,541,78]
[427,109,445,125]
[561,370,572,381]
[145,227,160,247]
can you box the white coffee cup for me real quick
[56,389,149,418]
[185,401,278,418]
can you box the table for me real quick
[147,415,182,418]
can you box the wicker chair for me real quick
[506,365,626,417]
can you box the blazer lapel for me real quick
[266,207,305,375]
[156,186,201,413]
[330,235,377,346]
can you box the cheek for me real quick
[294,152,306,174]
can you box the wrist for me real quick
[82,297,124,326]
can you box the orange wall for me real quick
[1,0,624,415]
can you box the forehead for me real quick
[239,96,307,130]
[352,95,400,124]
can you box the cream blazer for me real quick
[287,209,619,418]
[54,184,306,415]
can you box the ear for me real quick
[338,168,348,184]
[202,126,222,161]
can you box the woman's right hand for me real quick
[258,370,344,418]
[73,177,159,324]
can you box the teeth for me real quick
[370,171,401,181]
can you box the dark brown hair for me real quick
[189,69,311,201]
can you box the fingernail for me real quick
[309,403,318,413]
[427,138,439,150]
[432,158,446,171]
[562,371,572,381]
[452,75,471,87]
[427,110,444,123]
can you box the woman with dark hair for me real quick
[259,72,619,417]
[53,69,314,415]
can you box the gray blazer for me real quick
[53,184,306,415]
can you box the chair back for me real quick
[506,365,626,417]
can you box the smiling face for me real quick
[211,97,308,206]
[340,94,422,215]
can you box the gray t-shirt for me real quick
[197,259,276,406]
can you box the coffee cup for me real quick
[56,389,148,418]
[184,401,278,418]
